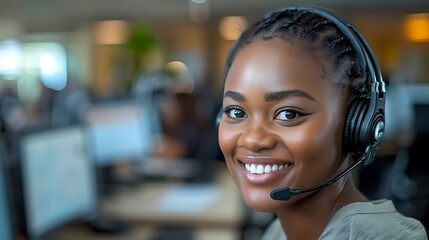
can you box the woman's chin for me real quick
[242,189,283,212]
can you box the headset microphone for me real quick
[270,153,365,201]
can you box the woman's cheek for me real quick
[218,124,237,156]
[218,124,242,176]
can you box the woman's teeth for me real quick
[244,163,292,174]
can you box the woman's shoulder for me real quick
[320,199,428,239]
[260,218,287,240]
[259,200,427,240]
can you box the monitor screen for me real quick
[0,139,13,240]
[84,99,158,167]
[19,125,97,239]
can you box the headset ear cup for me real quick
[343,98,369,156]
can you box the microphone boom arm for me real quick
[270,155,365,201]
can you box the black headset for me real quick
[217,5,386,166]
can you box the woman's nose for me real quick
[237,124,277,152]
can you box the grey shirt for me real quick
[260,199,427,240]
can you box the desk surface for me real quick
[51,162,245,240]
[101,162,244,227]
[50,224,242,240]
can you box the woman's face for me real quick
[218,39,349,211]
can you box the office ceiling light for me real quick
[94,20,129,45]
[190,0,207,3]
[403,13,429,43]
[219,16,247,41]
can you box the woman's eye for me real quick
[275,109,300,121]
[225,107,247,119]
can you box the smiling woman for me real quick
[217,5,428,240]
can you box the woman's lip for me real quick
[239,161,294,185]
[237,156,293,165]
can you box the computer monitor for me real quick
[0,138,13,240]
[18,124,97,239]
[407,103,429,175]
[83,98,158,167]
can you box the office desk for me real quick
[52,162,245,240]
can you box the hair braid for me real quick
[224,8,369,98]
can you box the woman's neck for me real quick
[274,175,368,240]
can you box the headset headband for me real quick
[273,6,385,91]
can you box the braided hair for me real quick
[223,7,369,99]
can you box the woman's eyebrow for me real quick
[224,91,246,101]
[265,90,318,102]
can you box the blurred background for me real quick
[0,0,428,239]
